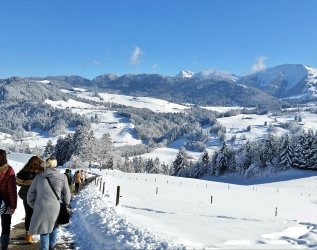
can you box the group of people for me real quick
[0,150,72,250]
[64,169,88,194]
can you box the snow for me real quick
[305,65,317,97]
[194,69,238,82]
[245,64,308,90]
[70,168,317,249]
[74,91,189,113]
[201,106,253,113]
[36,80,50,84]
[3,153,317,249]
[176,70,195,78]
[45,99,95,109]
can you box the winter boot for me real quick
[26,233,34,244]
[1,233,9,250]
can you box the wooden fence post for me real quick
[116,186,121,206]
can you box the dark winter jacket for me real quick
[0,164,17,210]
[16,168,43,200]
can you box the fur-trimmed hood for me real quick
[16,167,44,187]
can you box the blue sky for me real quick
[0,0,316,79]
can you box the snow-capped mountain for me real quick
[194,69,238,82]
[238,64,317,101]
[176,70,195,78]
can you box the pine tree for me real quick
[210,142,234,175]
[278,134,294,169]
[172,147,189,176]
[293,131,306,168]
[43,139,54,158]
[96,133,115,169]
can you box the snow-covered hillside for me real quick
[238,64,317,100]
[194,69,238,82]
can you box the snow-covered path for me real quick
[69,184,181,249]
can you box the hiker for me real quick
[74,170,82,193]
[80,170,86,184]
[0,149,17,250]
[16,155,44,244]
[27,156,71,250]
[81,170,87,185]
[64,169,73,192]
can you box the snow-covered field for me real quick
[71,168,317,249]
[5,153,317,249]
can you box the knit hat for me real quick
[45,157,58,168]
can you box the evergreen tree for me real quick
[54,134,73,165]
[237,140,253,173]
[210,142,234,175]
[293,131,306,168]
[172,147,189,176]
[43,139,54,158]
[278,134,294,169]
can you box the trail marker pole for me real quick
[116,186,121,206]
[156,187,158,195]
[102,182,105,195]
[210,196,213,204]
[99,178,102,191]
[275,207,278,217]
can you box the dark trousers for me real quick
[75,183,80,193]
[23,199,33,232]
[1,214,11,249]
[1,214,11,234]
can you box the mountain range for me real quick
[1,64,316,109]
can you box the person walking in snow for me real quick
[81,170,88,185]
[64,169,73,192]
[16,155,44,244]
[74,170,82,193]
[27,156,71,250]
[0,149,17,250]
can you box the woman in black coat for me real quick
[16,155,44,244]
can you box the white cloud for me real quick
[130,47,143,65]
[252,56,268,73]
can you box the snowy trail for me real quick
[69,184,182,250]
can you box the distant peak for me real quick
[194,69,238,82]
[176,70,195,78]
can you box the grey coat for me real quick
[27,168,71,235]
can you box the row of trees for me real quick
[43,124,317,180]
[48,125,118,169]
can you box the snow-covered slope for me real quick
[194,69,238,82]
[238,64,317,101]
